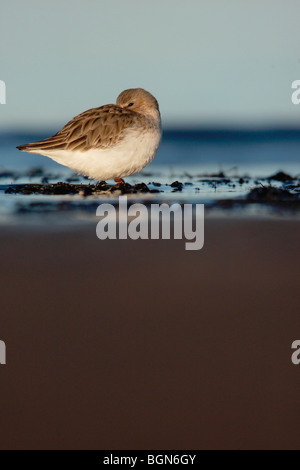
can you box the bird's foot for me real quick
[114,177,125,184]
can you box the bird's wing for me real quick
[17,105,141,152]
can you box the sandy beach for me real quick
[0,217,299,449]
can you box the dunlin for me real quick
[17,88,161,182]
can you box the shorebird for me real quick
[17,88,161,183]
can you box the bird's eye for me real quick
[127,102,134,107]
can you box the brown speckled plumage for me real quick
[16,88,161,181]
[17,88,160,153]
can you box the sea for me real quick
[0,128,299,223]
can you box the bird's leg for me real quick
[114,177,125,184]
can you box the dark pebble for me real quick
[5,181,160,196]
[268,171,295,182]
[170,181,183,191]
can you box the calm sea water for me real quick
[0,128,299,223]
[1,128,300,176]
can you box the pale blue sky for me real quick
[1,0,300,128]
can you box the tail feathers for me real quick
[17,136,65,152]
[16,142,46,152]
[17,144,30,151]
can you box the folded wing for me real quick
[17,105,139,153]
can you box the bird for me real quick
[17,88,161,183]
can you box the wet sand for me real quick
[0,218,299,449]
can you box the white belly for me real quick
[29,129,161,180]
